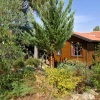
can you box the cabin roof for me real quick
[73,31,100,42]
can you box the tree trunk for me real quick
[34,45,38,58]
[49,54,54,68]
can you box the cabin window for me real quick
[71,42,82,57]
[57,50,62,55]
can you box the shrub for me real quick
[9,81,32,98]
[8,68,36,98]
[0,68,36,99]
[65,59,85,68]
[59,60,91,81]
[58,60,93,93]
[23,68,36,86]
[25,58,40,68]
[93,43,100,64]
[91,63,100,91]
[0,28,34,99]
[0,28,25,74]
[13,58,25,69]
[0,72,23,99]
[44,66,81,97]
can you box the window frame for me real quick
[56,50,62,55]
[71,42,83,57]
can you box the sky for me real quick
[64,0,100,32]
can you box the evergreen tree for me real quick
[0,0,34,45]
[0,0,24,67]
[0,0,29,46]
[21,0,39,58]
[31,0,74,67]
[93,26,100,31]
[0,0,24,29]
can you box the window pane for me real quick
[57,50,62,55]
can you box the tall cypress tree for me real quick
[31,0,74,67]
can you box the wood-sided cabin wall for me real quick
[54,36,96,66]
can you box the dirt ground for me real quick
[11,93,100,100]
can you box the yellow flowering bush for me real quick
[45,67,81,97]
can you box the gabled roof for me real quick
[73,31,100,42]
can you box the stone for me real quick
[71,94,82,100]
[88,89,99,96]
[82,92,95,100]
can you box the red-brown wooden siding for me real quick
[54,36,96,66]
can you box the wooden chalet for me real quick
[54,31,100,66]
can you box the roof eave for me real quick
[73,34,92,42]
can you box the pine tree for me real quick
[31,0,74,67]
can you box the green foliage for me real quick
[62,60,92,81]
[13,58,25,68]
[91,63,100,91]
[45,67,81,97]
[93,26,100,31]
[0,28,24,70]
[0,0,24,31]
[0,26,33,100]
[9,68,36,98]
[94,43,100,63]
[0,72,22,99]
[23,68,36,87]
[30,0,47,9]
[0,0,33,46]
[9,81,32,98]
[65,59,85,68]
[59,60,93,93]
[0,0,36,99]
[0,68,36,99]
[31,0,74,54]
[25,58,40,68]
